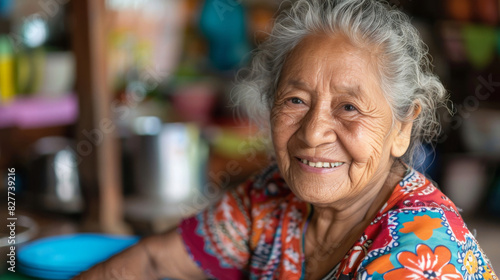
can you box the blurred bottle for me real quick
[0,35,15,103]
[15,48,45,95]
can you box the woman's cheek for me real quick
[271,110,294,148]
[340,120,385,163]
[272,108,302,133]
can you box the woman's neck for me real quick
[303,161,407,279]
[309,160,406,242]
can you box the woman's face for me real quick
[271,34,410,207]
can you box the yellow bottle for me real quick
[0,35,15,104]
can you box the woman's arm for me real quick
[73,228,207,280]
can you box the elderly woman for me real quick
[77,0,497,279]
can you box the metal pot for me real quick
[29,137,83,213]
[129,117,209,203]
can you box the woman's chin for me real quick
[291,182,348,206]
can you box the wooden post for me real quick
[71,0,129,234]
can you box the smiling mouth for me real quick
[296,157,344,169]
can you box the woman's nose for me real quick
[297,104,337,148]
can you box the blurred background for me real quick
[0,0,499,276]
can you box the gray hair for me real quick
[233,0,449,167]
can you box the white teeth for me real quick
[299,158,343,169]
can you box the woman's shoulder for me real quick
[360,205,496,280]
[235,163,310,264]
[357,167,497,280]
[376,167,470,243]
[383,167,461,217]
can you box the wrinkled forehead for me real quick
[277,33,385,99]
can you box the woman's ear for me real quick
[391,103,422,158]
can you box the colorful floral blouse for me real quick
[178,164,497,280]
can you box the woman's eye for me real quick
[290,97,304,104]
[343,104,357,111]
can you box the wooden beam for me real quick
[70,0,129,234]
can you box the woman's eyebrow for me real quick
[287,79,313,90]
[284,79,364,97]
[333,85,364,97]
